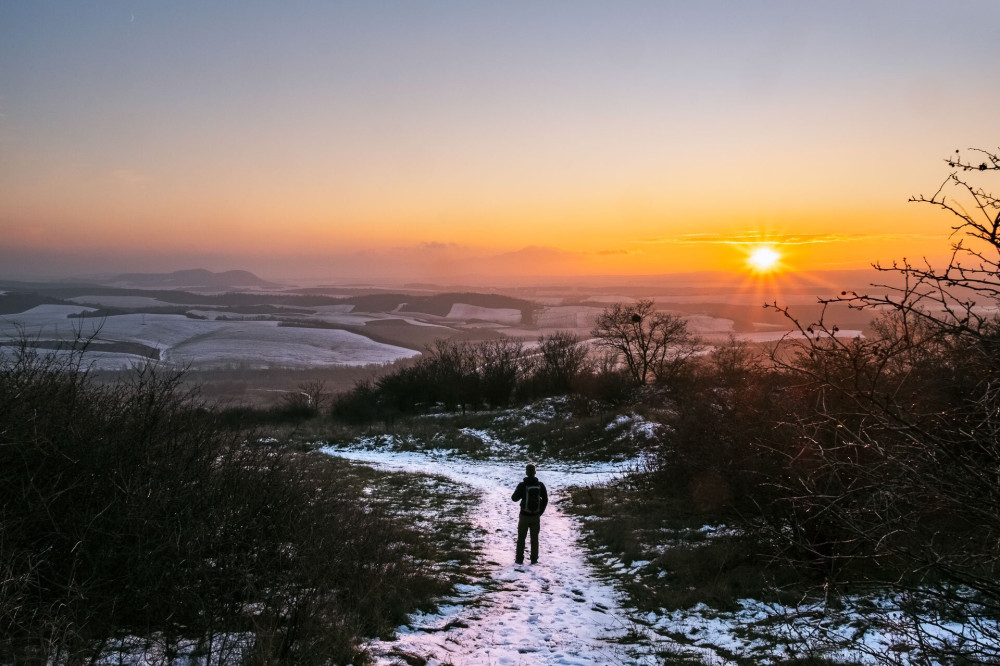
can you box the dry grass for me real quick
[0,349,480,665]
[565,479,804,614]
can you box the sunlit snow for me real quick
[322,445,694,665]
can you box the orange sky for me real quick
[1,3,998,282]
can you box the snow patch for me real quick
[445,303,522,324]
[684,315,735,334]
[320,444,669,665]
[536,306,603,329]
[605,413,660,441]
[0,310,419,369]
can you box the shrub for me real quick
[0,342,453,664]
[758,148,1000,661]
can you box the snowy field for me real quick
[165,322,419,368]
[684,315,735,334]
[0,306,419,370]
[535,306,603,329]
[446,303,523,325]
[0,302,827,373]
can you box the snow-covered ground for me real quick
[535,306,603,329]
[684,315,735,334]
[322,445,699,665]
[322,438,1000,665]
[446,303,523,325]
[0,306,419,369]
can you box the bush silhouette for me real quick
[0,342,449,664]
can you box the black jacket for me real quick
[511,476,548,516]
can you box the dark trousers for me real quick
[516,513,540,563]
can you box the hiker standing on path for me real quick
[511,463,548,564]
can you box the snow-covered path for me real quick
[324,447,660,666]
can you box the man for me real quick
[511,463,548,564]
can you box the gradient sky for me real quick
[1,1,998,283]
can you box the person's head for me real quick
[526,463,536,477]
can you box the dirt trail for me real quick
[329,448,663,666]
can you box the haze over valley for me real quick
[0,266,882,402]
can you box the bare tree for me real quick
[475,337,529,407]
[299,379,327,412]
[591,299,696,385]
[764,147,1000,663]
[534,331,591,393]
[280,380,328,417]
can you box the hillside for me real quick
[103,269,282,291]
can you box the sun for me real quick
[747,246,782,273]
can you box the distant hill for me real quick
[0,292,67,315]
[104,269,281,291]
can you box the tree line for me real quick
[332,305,698,422]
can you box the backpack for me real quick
[523,479,542,515]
